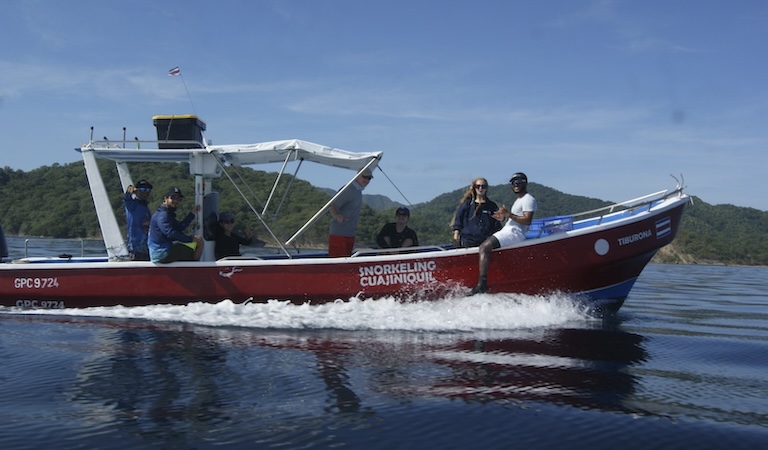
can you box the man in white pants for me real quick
[469,172,537,295]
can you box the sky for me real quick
[1,0,767,211]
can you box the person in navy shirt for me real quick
[451,177,502,247]
[148,187,203,263]
[123,179,153,260]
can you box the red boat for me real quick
[0,115,689,312]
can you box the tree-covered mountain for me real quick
[1,162,766,265]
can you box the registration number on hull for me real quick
[13,277,60,289]
[15,300,65,309]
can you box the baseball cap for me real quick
[136,179,153,189]
[396,207,410,216]
[165,187,184,198]
[509,172,528,184]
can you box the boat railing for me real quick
[83,139,205,150]
[24,237,86,258]
[570,187,684,226]
[525,187,686,238]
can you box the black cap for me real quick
[136,179,153,189]
[509,172,528,183]
[165,187,184,198]
[396,207,410,216]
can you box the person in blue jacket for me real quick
[123,179,153,261]
[148,187,203,263]
[451,177,502,247]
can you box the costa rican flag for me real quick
[168,66,181,76]
[655,217,671,239]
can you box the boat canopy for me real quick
[79,139,382,173]
[211,139,382,172]
[77,135,383,260]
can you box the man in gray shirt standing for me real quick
[328,168,373,257]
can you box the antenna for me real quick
[168,66,197,115]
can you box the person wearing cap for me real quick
[376,207,419,249]
[213,211,254,260]
[328,168,373,257]
[123,179,153,261]
[470,172,537,295]
[450,177,502,248]
[148,187,204,263]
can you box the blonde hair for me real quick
[450,177,489,227]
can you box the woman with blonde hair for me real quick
[451,177,502,247]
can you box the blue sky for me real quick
[2,0,767,210]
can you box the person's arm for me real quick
[407,229,419,247]
[235,232,253,246]
[178,204,200,230]
[452,202,467,243]
[488,201,503,232]
[330,203,343,222]
[330,188,353,223]
[517,211,535,226]
[376,224,392,248]
[494,207,534,226]
[123,189,137,212]
[158,212,193,243]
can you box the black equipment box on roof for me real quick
[152,114,207,149]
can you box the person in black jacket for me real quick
[451,177,502,247]
[214,211,254,259]
[376,207,418,249]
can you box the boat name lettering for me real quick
[13,277,60,289]
[617,229,652,246]
[359,261,437,287]
[14,300,65,309]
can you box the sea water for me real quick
[1,237,767,449]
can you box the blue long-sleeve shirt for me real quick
[123,192,151,255]
[148,205,195,262]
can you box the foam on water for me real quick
[6,292,589,331]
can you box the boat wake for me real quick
[2,292,591,331]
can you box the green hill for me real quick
[1,162,766,265]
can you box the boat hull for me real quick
[0,195,687,312]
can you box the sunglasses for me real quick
[474,184,487,189]
[511,180,526,186]
[221,219,235,224]
[396,213,409,217]
[137,187,151,192]
[362,175,373,180]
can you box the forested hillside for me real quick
[1,163,766,265]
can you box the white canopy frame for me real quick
[78,138,383,260]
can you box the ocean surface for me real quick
[1,237,767,449]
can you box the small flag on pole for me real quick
[168,66,181,76]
